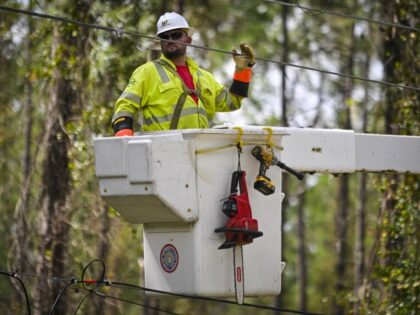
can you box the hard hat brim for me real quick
[156,26,191,36]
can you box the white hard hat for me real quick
[156,12,190,35]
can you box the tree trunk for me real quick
[296,182,307,311]
[275,2,290,313]
[280,1,289,128]
[312,73,325,127]
[34,53,73,315]
[380,0,402,303]
[353,49,371,315]
[376,1,418,313]
[175,0,185,13]
[11,0,34,276]
[353,173,367,313]
[93,203,111,314]
[333,21,355,315]
[333,174,350,315]
[9,3,34,313]
[33,2,92,314]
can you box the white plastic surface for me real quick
[141,129,286,296]
[280,127,356,173]
[94,134,199,223]
[94,126,420,298]
[355,133,420,173]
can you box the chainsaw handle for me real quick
[237,171,248,195]
[231,170,248,195]
[230,170,242,194]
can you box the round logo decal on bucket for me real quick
[160,244,179,273]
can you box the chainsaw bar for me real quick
[233,245,244,304]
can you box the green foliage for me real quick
[0,0,418,314]
[366,174,420,315]
[359,1,419,314]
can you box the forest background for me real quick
[0,0,418,314]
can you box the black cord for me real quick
[0,266,325,315]
[0,271,32,315]
[266,0,420,32]
[293,0,325,17]
[110,281,325,315]
[72,291,92,315]
[237,143,242,171]
[80,259,106,291]
[69,259,107,314]
[48,278,77,315]
[93,291,182,315]
[0,5,418,92]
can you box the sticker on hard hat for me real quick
[160,244,179,273]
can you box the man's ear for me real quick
[187,36,192,44]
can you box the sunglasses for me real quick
[158,31,185,40]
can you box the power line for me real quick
[93,291,183,315]
[0,5,418,92]
[1,265,326,315]
[0,269,183,315]
[49,279,77,315]
[111,281,325,315]
[0,271,32,315]
[0,4,418,92]
[265,0,420,32]
[253,55,417,91]
[72,291,93,315]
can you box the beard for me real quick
[162,44,187,60]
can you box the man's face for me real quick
[159,29,191,60]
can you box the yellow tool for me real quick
[251,146,276,195]
[251,145,305,195]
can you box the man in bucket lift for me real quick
[112,12,256,136]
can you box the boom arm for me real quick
[277,128,420,174]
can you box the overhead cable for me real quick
[0,271,32,315]
[110,280,326,315]
[1,266,326,315]
[265,0,420,32]
[0,5,418,92]
[1,268,179,315]
[93,291,183,315]
[72,291,93,315]
[48,279,77,315]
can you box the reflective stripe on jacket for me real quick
[112,55,243,132]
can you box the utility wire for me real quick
[48,279,77,315]
[110,281,325,315]
[13,271,73,283]
[0,271,32,315]
[253,55,419,91]
[93,291,183,315]
[1,266,325,315]
[265,0,420,32]
[72,291,92,315]
[0,5,418,92]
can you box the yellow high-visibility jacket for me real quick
[112,55,244,132]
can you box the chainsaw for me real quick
[215,170,263,304]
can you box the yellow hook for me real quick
[233,126,244,149]
[263,127,274,148]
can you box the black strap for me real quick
[112,116,133,134]
[170,90,193,129]
[154,59,202,129]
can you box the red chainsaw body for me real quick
[215,170,263,249]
